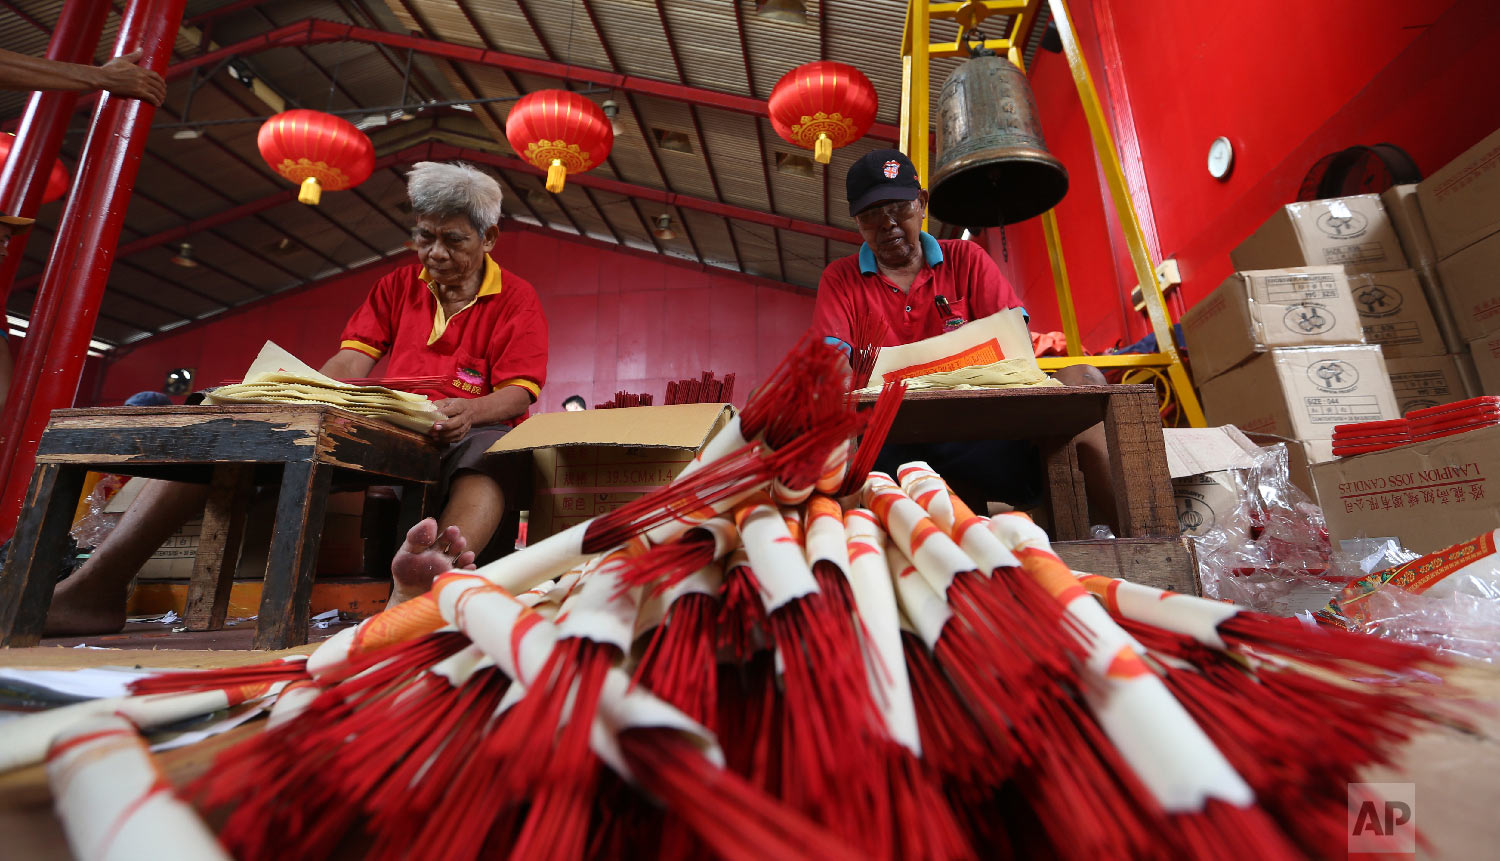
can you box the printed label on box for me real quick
[1304,395,1385,424]
[1363,320,1422,346]
[1323,242,1385,266]
[1264,272,1341,303]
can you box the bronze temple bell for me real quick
[929,46,1069,228]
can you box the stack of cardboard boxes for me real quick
[1416,127,1500,395]
[1302,129,1500,554]
[1182,194,1407,495]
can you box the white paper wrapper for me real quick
[844,509,922,755]
[900,462,1022,576]
[862,473,978,595]
[1077,574,1238,651]
[432,572,558,687]
[47,714,231,861]
[895,461,956,532]
[803,494,851,576]
[733,495,818,613]
[266,679,324,729]
[556,550,642,654]
[588,669,725,783]
[887,541,952,652]
[0,684,280,774]
[986,514,1253,811]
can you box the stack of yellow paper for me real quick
[204,341,446,433]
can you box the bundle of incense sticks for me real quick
[597,390,655,408]
[12,338,1462,860]
[90,468,1460,860]
[665,371,736,405]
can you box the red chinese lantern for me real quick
[256,109,375,205]
[0,133,70,204]
[505,90,613,194]
[768,61,878,164]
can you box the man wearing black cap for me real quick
[810,148,1026,355]
[812,149,1113,519]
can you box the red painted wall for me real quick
[94,223,815,412]
[995,0,1500,352]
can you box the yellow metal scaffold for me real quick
[900,0,1207,427]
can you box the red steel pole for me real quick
[0,0,111,306]
[0,0,187,541]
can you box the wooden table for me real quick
[863,384,1198,593]
[0,405,443,650]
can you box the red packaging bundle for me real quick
[1332,418,1412,457]
[1407,396,1500,442]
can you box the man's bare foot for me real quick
[44,573,129,637]
[389,517,476,607]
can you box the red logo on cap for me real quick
[883,160,901,179]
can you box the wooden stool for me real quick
[0,406,443,650]
[861,384,1199,593]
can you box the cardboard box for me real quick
[1381,184,1438,268]
[1347,269,1445,358]
[1469,332,1500,394]
[1162,426,1261,538]
[1313,424,1500,554]
[1434,229,1500,342]
[1198,346,1400,442]
[1230,195,1408,275]
[1416,126,1500,261]
[1414,264,1466,353]
[1385,354,1467,415]
[489,403,734,544]
[1180,266,1363,384]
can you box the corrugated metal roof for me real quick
[2,0,1043,347]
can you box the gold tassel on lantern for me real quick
[298,177,323,206]
[814,133,833,164]
[546,159,567,194]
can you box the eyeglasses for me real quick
[854,199,918,227]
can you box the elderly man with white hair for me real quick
[45,162,549,635]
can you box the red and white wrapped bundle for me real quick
[47,715,229,861]
[733,493,819,613]
[843,508,922,754]
[1,681,287,774]
[861,472,982,594]
[897,462,1020,575]
[982,510,1254,811]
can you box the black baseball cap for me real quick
[846,148,922,217]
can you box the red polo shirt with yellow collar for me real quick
[338,256,548,421]
[809,233,1025,353]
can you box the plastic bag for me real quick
[69,474,129,549]
[1355,576,1500,662]
[1193,442,1338,614]
[1316,529,1500,662]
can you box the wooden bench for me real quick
[0,405,443,650]
[861,384,1199,593]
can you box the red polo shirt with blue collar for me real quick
[809,233,1025,353]
[338,256,548,419]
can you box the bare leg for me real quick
[45,478,208,636]
[1075,424,1118,532]
[388,471,502,606]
